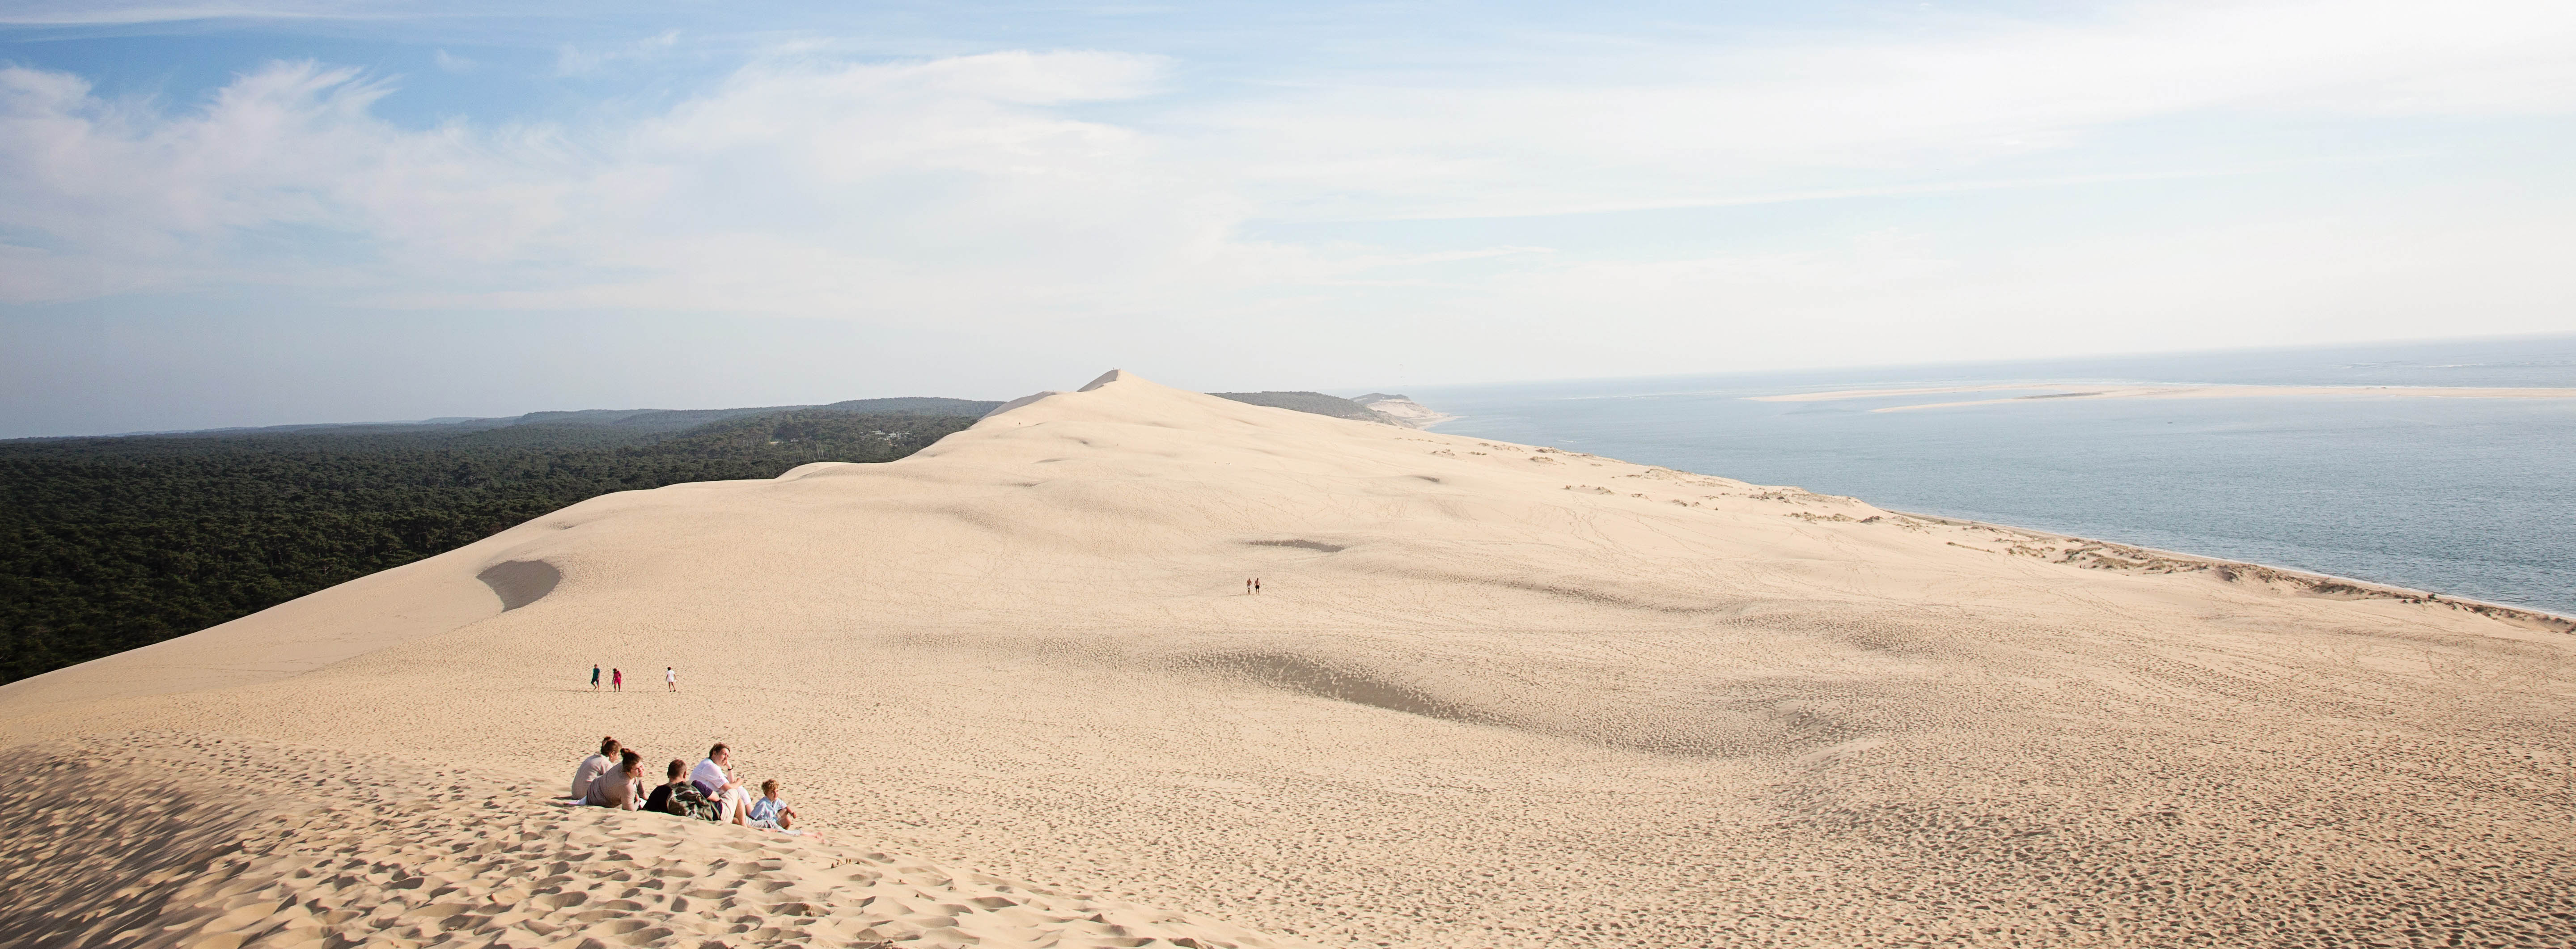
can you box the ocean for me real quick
[1406,335,2576,617]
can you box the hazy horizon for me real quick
[10,330,2571,439]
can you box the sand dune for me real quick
[5,369,2574,947]
[1749,382,2576,412]
[1351,394,1457,428]
[2,733,1307,949]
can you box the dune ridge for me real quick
[4,370,2572,948]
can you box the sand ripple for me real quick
[0,733,1315,949]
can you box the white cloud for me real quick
[0,51,1305,324]
[1298,203,2576,383]
[2,0,2572,396]
[1204,0,2576,219]
[0,62,406,298]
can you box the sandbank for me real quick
[1750,382,2576,412]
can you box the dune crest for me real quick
[4,370,2573,947]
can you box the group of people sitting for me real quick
[567,736,819,841]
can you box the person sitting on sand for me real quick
[668,779,721,822]
[691,743,754,825]
[570,737,620,800]
[583,750,644,809]
[644,758,685,814]
[744,779,820,840]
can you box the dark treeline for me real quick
[0,410,983,684]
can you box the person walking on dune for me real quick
[591,665,601,691]
[1254,578,1262,595]
[612,668,622,692]
[1246,578,1253,595]
[665,667,678,692]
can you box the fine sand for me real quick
[1750,382,2576,412]
[4,370,2574,948]
[2,733,1305,949]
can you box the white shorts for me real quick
[715,786,753,821]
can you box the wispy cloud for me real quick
[0,0,384,26]
[1202,0,2576,220]
[555,29,682,76]
[0,51,1283,323]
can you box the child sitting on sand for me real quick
[745,779,819,840]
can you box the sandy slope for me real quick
[5,370,2574,948]
[2,733,1307,949]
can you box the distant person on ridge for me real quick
[590,665,601,691]
[665,666,678,692]
[570,736,620,800]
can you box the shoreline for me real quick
[1886,508,2576,633]
[1415,392,2573,630]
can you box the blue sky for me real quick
[3,1,2572,436]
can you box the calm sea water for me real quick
[1404,336,2576,617]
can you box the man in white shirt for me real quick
[665,667,678,692]
[570,736,620,800]
[691,742,752,825]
